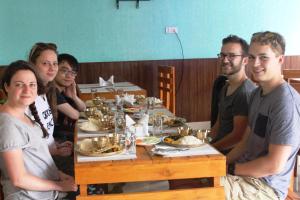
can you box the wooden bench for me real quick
[285,171,300,200]
[286,189,300,200]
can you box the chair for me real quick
[283,69,300,94]
[158,66,176,114]
[286,173,300,200]
[283,69,300,81]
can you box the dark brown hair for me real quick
[0,60,48,138]
[222,35,249,56]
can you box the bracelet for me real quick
[227,163,236,175]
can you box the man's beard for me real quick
[221,63,242,76]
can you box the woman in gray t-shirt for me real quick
[0,61,77,200]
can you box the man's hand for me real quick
[56,141,73,157]
[64,81,77,99]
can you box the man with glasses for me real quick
[210,35,256,154]
[54,53,86,142]
[224,31,300,200]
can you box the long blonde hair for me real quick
[28,42,59,122]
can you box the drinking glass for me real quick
[197,129,208,143]
[152,115,163,136]
[114,111,126,148]
[147,97,155,110]
[114,111,125,134]
[91,88,97,99]
[124,127,136,154]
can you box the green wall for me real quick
[1,0,300,65]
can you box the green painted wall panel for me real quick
[0,0,300,65]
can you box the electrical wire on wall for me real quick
[174,32,184,96]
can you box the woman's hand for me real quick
[57,171,77,192]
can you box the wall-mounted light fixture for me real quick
[116,0,150,9]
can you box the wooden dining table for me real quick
[78,82,147,101]
[74,133,226,200]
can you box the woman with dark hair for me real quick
[27,42,72,157]
[0,60,77,200]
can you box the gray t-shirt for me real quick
[238,82,300,199]
[0,113,59,200]
[214,79,256,142]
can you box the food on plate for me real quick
[136,136,161,146]
[149,116,186,127]
[76,137,123,156]
[163,135,203,146]
[79,121,99,132]
[124,107,140,113]
[173,136,202,145]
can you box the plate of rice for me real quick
[163,135,204,148]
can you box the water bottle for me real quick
[114,110,125,148]
[124,127,136,154]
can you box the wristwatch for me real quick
[227,163,236,175]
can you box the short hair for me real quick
[29,42,58,64]
[58,53,79,72]
[250,31,285,55]
[222,35,249,55]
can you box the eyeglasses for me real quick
[59,69,77,77]
[217,53,243,61]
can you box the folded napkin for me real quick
[152,143,220,157]
[147,97,162,104]
[99,75,114,87]
[136,114,149,137]
[123,94,136,105]
[125,114,149,137]
[125,114,135,127]
[77,150,136,162]
[116,94,136,106]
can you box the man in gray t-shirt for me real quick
[211,35,256,153]
[223,31,300,200]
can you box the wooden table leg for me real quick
[80,184,87,196]
[213,177,221,187]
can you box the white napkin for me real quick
[125,114,149,137]
[99,75,114,87]
[125,114,135,127]
[147,97,162,104]
[152,144,220,157]
[116,94,136,106]
[136,114,149,137]
[123,94,136,106]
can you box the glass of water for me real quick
[91,88,97,99]
[152,115,163,136]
